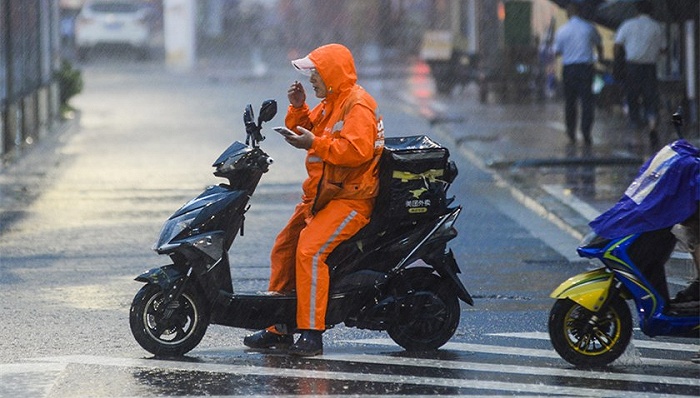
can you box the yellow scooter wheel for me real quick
[548,296,632,368]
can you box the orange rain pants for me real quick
[268,198,372,331]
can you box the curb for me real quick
[431,124,590,241]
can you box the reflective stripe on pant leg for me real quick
[308,210,358,330]
[295,199,372,330]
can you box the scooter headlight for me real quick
[178,231,225,262]
[217,155,240,174]
[154,211,197,251]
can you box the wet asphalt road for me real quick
[0,50,698,396]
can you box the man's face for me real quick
[309,69,328,98]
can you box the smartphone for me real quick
[273,126,297,138]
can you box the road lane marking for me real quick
[488,331,700,352]
[351,338,698,368]
[486,188,584,262]
[318,352,700,387]
[26,354,693,398]
[0,362,67,398]
[541,184,601,221]
[0,362,67,374]
[433,124,588,246]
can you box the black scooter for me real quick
[129,100,473,356]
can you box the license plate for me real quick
[105,22,123,30]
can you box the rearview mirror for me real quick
[258,99,277,124]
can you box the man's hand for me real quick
[285,126,314,150]
[288,81,306,108]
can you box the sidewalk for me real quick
[0,115,78,236]
[410,70,698,283]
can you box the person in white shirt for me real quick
[614,0,666,148]
[553,3,603,146]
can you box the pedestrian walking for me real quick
[553,3,603,146]
[614,0,666,149]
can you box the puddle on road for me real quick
[40,279,134,310]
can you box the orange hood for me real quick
[307,44,357,98]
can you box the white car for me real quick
[74,0,153,60]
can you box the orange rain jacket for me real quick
[285,44,385,213]
[270,44,384,331]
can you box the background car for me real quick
[74,0,154,60]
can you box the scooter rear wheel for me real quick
[549,296,632,367]
[130,283,209,357]
[387,270,461,351]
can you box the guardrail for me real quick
[1,0,62,165]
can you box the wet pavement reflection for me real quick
[39,345,699,397]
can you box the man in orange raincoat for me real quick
[244,43,385,356]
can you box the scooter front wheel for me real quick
[129,283,209,357]
[548,296,632,367]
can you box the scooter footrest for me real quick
[665,301,700,317]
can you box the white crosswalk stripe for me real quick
[3,332,698,397]
[352,336,698,368]
[489,331,700,352]
[343,338,699,384]
[19,352,697,398]
[312,352,699,388]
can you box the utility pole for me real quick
[163,0,196,71]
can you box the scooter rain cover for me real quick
[590,140,700,238]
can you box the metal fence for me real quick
[1,0,61,162]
